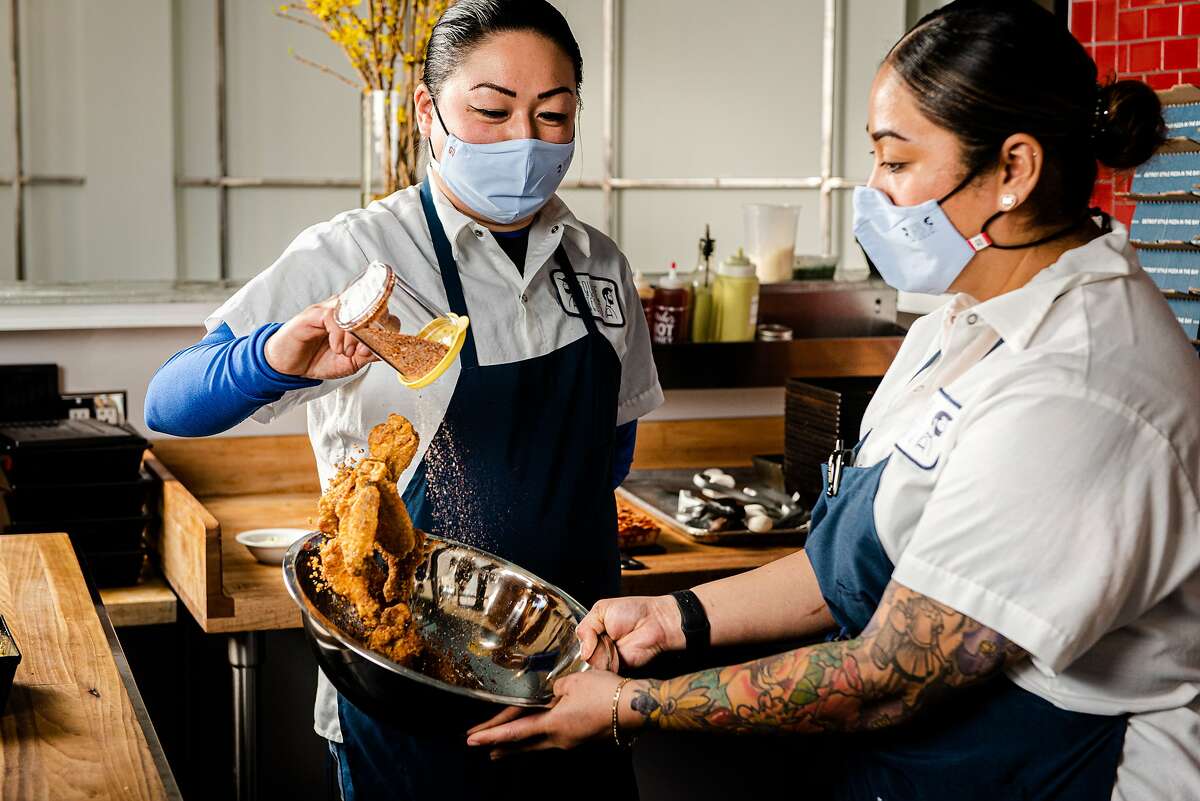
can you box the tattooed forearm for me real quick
[629,581,1025,735]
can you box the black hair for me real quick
[423,0,583,100]
[889,0,1166,226]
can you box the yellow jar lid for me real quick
[397,313,470,389]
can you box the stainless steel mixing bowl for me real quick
[283,530,593,730]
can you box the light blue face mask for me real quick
[852,169,993,295]
[430,100,574,225]
[852,169,1093,295]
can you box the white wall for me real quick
[2,0,915,283]
[3,0,177,282]
[0,0,922,437]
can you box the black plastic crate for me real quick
[0,420,148,485]
[4,513,150,553]
[0,365,58,424]
[0,615,20,714]
[2,470,152,524]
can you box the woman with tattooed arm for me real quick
[467,3,1200,799]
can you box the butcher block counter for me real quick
[147,417,799,634]
[0,533,181,801]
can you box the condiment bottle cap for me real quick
[658,261,685,289]
[718,248,757,277]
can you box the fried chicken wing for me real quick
[314,414,426,663]
[367,414,419,478]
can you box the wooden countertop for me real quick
[203,490,797,619]
[0,534,180,800]
[148,417,801,634]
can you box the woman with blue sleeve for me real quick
[146,2,661,797]
[468,3,1200,799]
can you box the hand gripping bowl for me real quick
[283,531,593,730]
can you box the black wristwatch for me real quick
[671,590,710,655]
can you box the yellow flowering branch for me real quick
[277,0,453,192]
[287,48,361,91]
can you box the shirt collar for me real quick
[426,176,592,260]
[947,222,1136,352]
[535,193,592,259]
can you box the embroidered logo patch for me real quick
[551,269,626,327]
[895,389,961,470]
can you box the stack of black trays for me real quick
[0,419,151,588]
[784,377,879,507]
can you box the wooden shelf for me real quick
[99,572,177,627]
[652,335,904,389]
[1118,190,1200,202]
[1157,136,1200,155]
[1157,84,1200,106]
[1130,239,1200,251]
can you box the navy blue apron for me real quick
[333,180,635,800]
[803,345,1128,800]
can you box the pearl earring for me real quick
[1000,193,1018,210]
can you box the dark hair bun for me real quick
[1094,80,1167,170]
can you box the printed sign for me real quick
[551,269,626,327]
[894,389,961,470]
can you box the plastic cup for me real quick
[744,204,800,284]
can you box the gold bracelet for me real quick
[612,677,634,749]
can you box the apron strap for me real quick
[910,349,942,383]
[551,247,602,338]
[907,335,1005,385]
[420,179,480,369]
[420,179,603,369]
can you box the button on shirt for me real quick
[854,225,1200,800]
[205,185,664,742]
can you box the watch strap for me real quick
[671,589,710,654]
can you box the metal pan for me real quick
[283,531,593,731]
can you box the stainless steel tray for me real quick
[619,468,809,546]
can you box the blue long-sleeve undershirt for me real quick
[145,322,319,437]
[145,322,638,487]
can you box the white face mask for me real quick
[852,169,992,295]
[429,100,574,225]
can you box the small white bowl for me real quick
[236,528,312,565]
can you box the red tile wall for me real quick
[1071,0,1200,227]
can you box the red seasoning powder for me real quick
[370,331,448,379]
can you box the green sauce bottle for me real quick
[713,248,760,342]
[691,225,716,343]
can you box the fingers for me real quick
[466,706,526,737]
[594,634,621,672]
[577,625,598,663]
[466,711,547,747]
[322,310,358,358]
[349,342,378,370]
[576,602,609,661]
[487,737,556,761]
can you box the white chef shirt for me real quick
[853,223,1200,800]
[206,184,664,742]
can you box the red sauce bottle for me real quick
[651,262,691,345]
